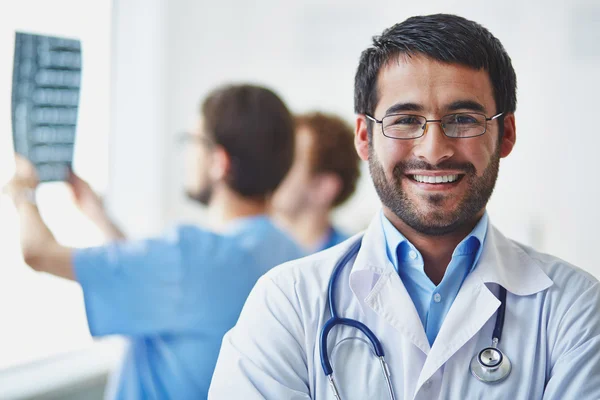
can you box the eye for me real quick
[449,114,479,125]
[388,115,422,125]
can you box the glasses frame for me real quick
[365,111,504,140]
[176,131,215,147]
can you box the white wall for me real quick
[107,0,169,237]
[156,0,600,276]
[0,0,112,369]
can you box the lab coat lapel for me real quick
[349,216,431,355]
[415,222,554,390]
[472,226,554,296]
[416,276,500,390]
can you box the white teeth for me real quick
[412,174,459,184]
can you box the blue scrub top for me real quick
[314,226,349,252]
[73,215,305,400]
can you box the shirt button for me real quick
[433,293,442,303]
[424,379,432,389]
[408,250,417,260]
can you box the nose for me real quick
[412,122,455,165]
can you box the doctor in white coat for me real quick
[209,14,600,400]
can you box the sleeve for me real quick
[208,274,312,400]
[73,227,186,336]
[543,282,600,399]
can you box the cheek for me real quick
[373,136,412,172]
[465,141,498,175]
[185,147,197,167]
[185,148,209,183]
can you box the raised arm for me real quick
[4,155,75,280]
[67,170,126,241]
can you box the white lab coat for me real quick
[209,215,600,399]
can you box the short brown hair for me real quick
[296,112,360,207]
[202,84,294,197]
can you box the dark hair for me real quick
[296,112,360,207]
[354,14,517,134]
[202,84,294,197]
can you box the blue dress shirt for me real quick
[381,212,488,345]
[73,215,304,400]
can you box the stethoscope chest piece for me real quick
[470,346,511,383]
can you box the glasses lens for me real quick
[176,132,213,147]
[382,114,426,139]
[442,113,487,138]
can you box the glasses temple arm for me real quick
[364,114,382,123]
[488,112,504,121]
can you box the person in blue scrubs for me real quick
[5,84,305,399]
[271,112,361,252]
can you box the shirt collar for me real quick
[455,212,488,273]
[223,214,270,236]
[380,211,489,272]
[351,211,553,298]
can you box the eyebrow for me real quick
[446,100,487,113]
[383,100,487,117]
[384,102,424,115]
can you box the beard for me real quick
[368,145,500,236]
[186,184,213,206]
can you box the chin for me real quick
[186,188,211,206]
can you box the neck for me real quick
[383,208,484,285]
[207,185,267,231]
[274,208,331,251]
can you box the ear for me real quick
[355,115,370,161]
[499,113,516,158]
[208,146,231,181]
[312,173,342,209]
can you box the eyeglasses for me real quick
[365,112,504,140]
[176,132,214,147]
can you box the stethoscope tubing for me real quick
[320,236,510,390]
[321,238,387,376]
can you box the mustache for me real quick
[393,160,476,175]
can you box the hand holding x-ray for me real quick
[11,32,82,182]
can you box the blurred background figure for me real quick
[4,84,304,400]
[68,172,126,241]
[271,112,361,252]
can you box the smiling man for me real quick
[209,14,600,400]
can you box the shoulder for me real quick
[507,236,598,293]
[228,218,305,263]
[497,231,600,341]
[263,235,359,294]
[507,241,600,363]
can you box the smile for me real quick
[410,174,462,184]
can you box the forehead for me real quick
[374,54,495,115]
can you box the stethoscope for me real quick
[319,237,511,400]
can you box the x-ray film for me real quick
[12,32,82,182]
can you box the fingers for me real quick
[14,154,38,182]
[8,154,39,191]
[67,168,81,186]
